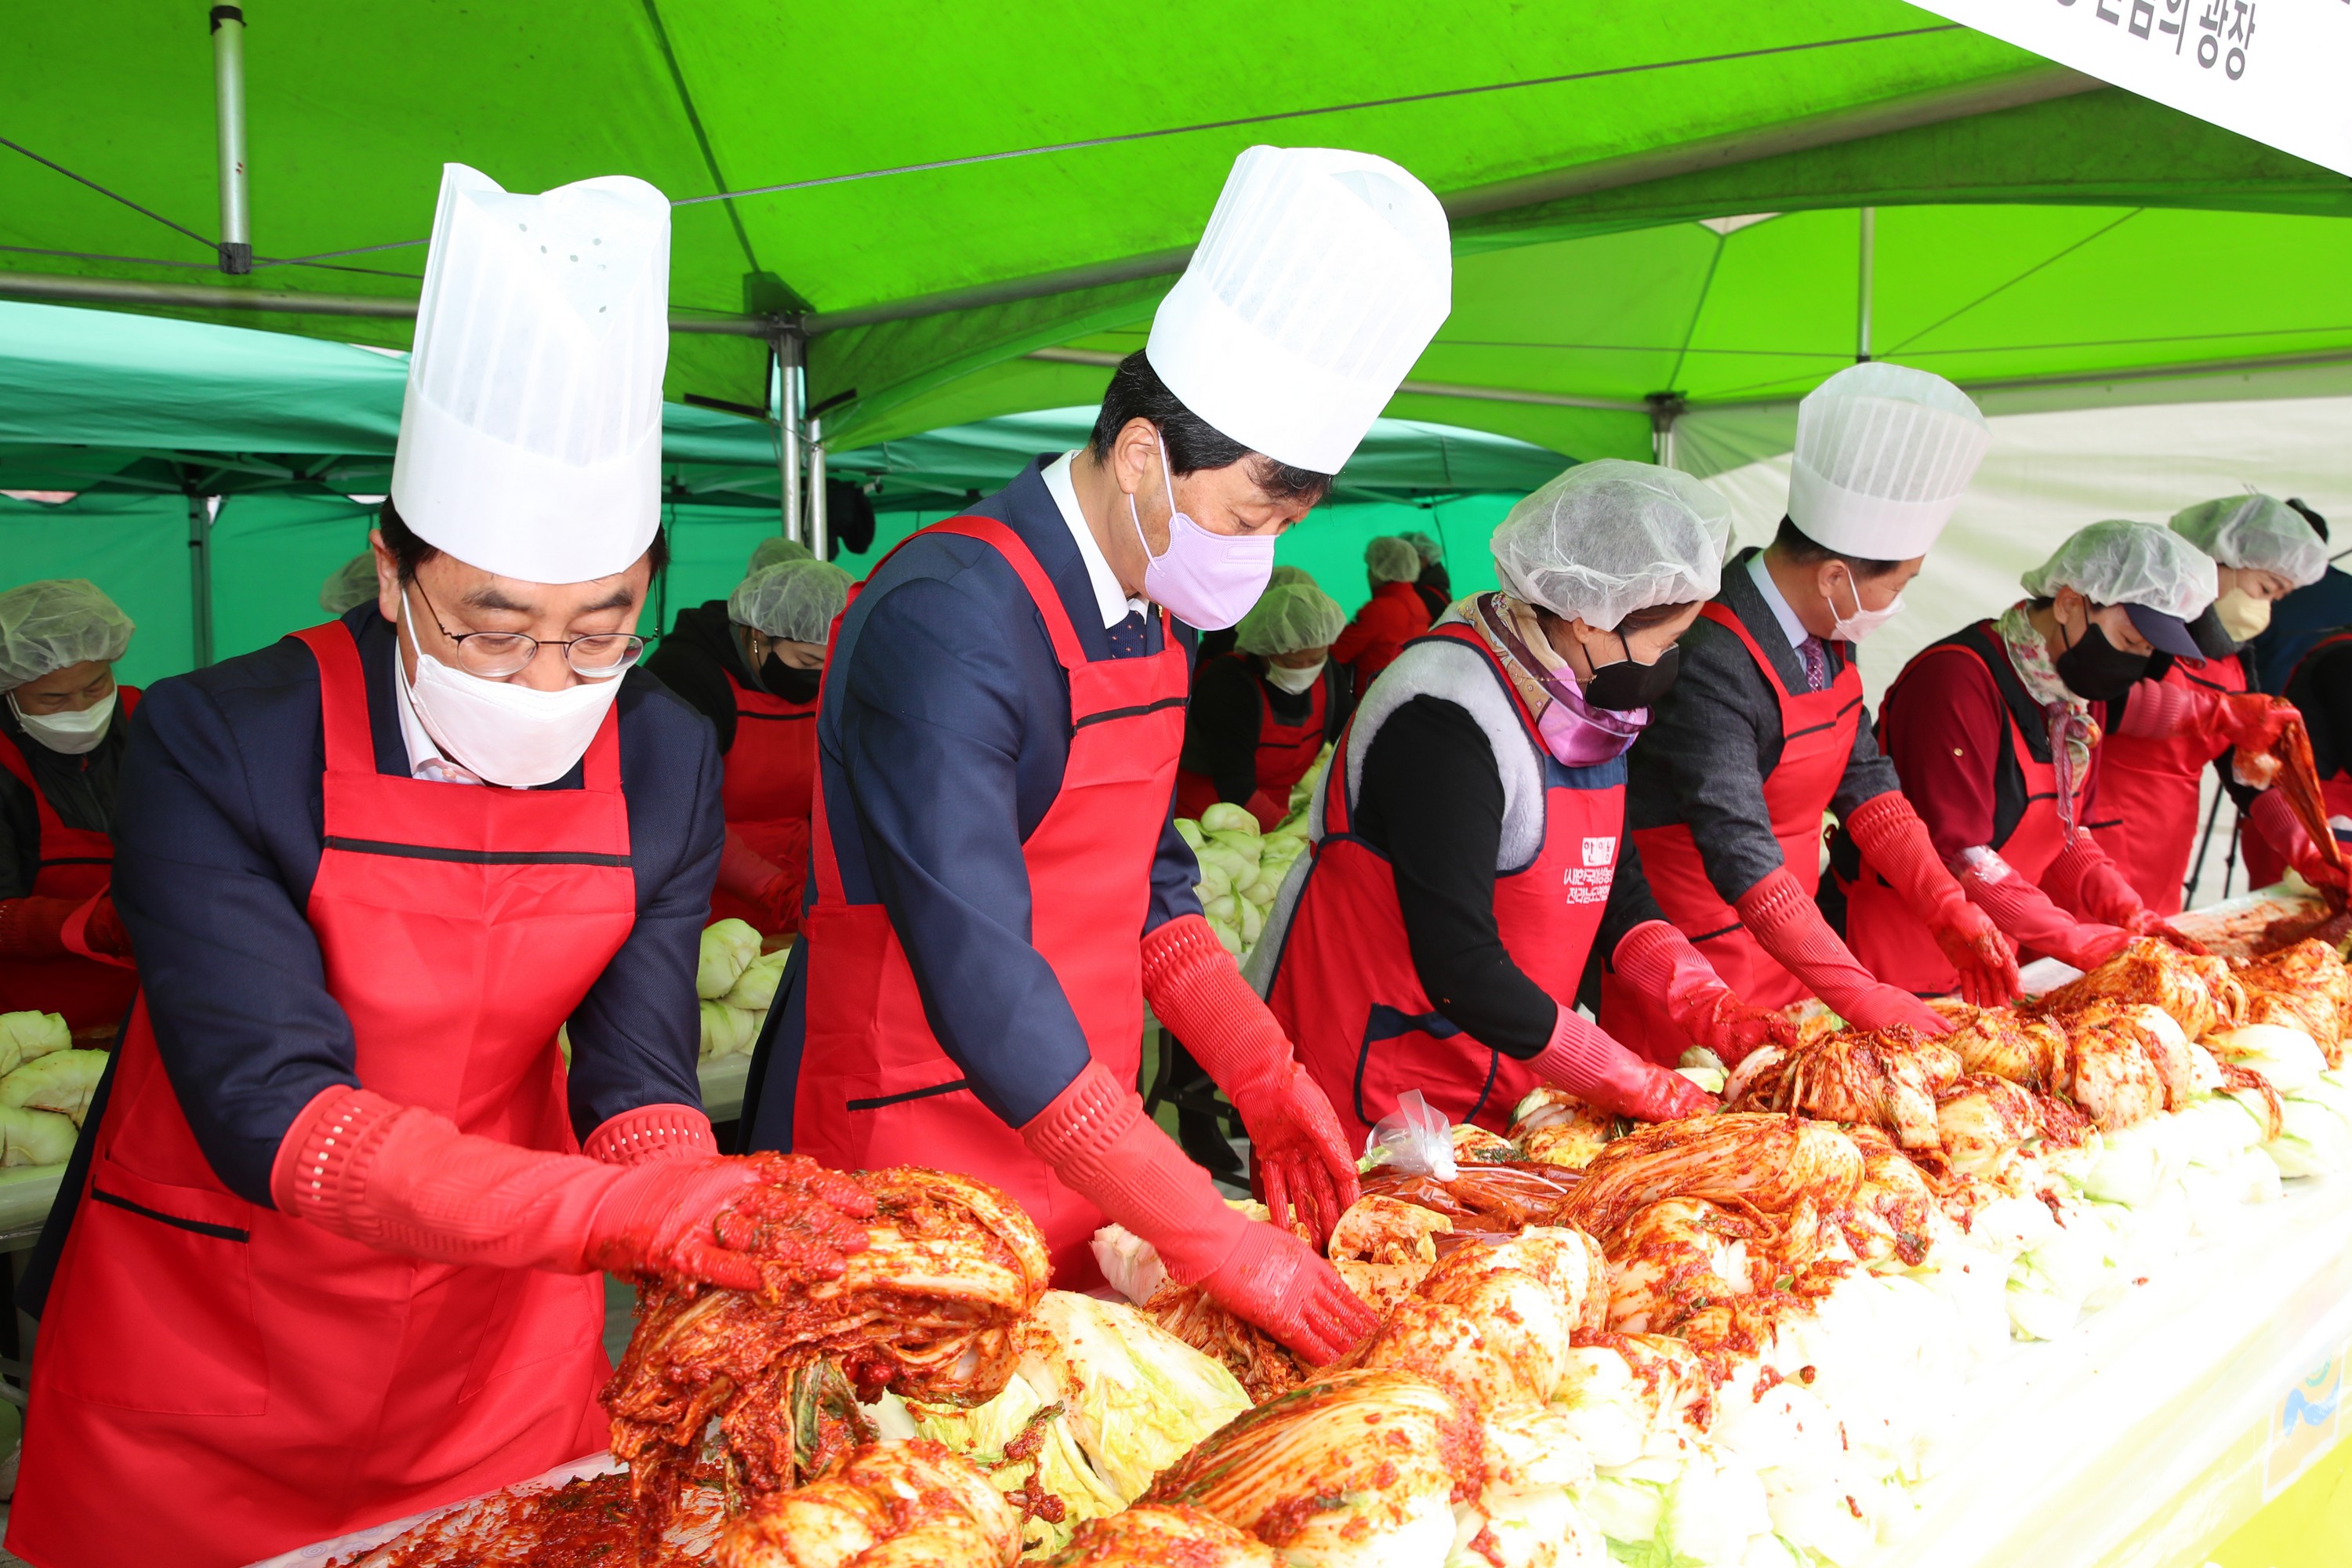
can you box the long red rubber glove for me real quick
[582,1102,722,1167]
[0,895,76,958]
[2249,789,2352,892]
[1142,914,1359,1248]
[1609,919,1793,1069]
[271,1086,873,1289]
[1844,793,2021,1007]
[1529,1000,1719,1122]
[2116,681,2301,754]
[717,827,796,925]
[1022,1059,1375,1364]
[1733,866,1953,1034]
[2042,833,2207,953]
[1950,845,2135,973]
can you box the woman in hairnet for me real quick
[1399,529,1452,620]
[1848,521,2215,987]
[2100,494,2330,910]
[746,533,813,574]
[1330,535,1435,693]
[1177,580,1352,832]
[0,579,141,1032]
[1254,462,1778,1148]
[646,557,854,934]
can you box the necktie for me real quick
[1799,636,1829,692]
[1106,608,1149,658]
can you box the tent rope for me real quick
[0,133,219,257]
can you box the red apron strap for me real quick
[923,516,1098,675]
[292,622,377,779]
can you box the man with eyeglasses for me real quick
[13,167,873,1568]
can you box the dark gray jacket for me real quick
[1625,548,1900,901]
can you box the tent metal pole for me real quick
[0,270,775,334]
[210,6,252,275]
[774,330,806,544]
[186,492,215,668]
[1854,207,1875,364]
[807,416,829,561]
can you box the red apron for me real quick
[1175,655,1327,831]
[789,517,1188,1289]
[2098,654,2245,916]
[711,666,819,934]
[2244,631,2352,888]
[0,689,141,1032]
[13,623,637,1568]
[1843,626,2087,993]
[1603,602,1860,1062]
[1264,624,1620,1152]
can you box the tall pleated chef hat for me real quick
[390,163,671,583]
[1787,362,1990,561]
[1146,146,1452,475]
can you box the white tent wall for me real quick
[1676,390,2352,912]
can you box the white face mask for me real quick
[1263,658,1326,694]
[1828,568,1903,643]
[9,689,116,756]
[398,591,623,788]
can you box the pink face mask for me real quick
[1127,431,1277,632]
[1476,594,1650,766]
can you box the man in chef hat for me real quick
[13,165,875,1568]
[746,145,1450,1365]
[1603,363,2021,1060]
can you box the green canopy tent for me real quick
[0,299,1567,679]
[2,3,2347,474]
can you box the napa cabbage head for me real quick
[1018,1290,1250,1501]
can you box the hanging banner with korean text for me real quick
[1910,0,2352,176]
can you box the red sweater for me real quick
[1332,580,1434,694]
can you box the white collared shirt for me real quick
[1042,451,1151,630]
[1748,551,1815,653]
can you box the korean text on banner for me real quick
[1909,0,2352,177]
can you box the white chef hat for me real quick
[1788,362,1989,560]
[1146,146,1452,475]
[390,163,671,583]
[1491,459,1730,628]
[2021,519,2219,659]
[2169,492,2328,588]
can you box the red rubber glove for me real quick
[2208,691,2300,753]
[272,1086,873,1289]
[1951,845,2135,973]
[1142,914,1358,1247]
[717,827,797,931]
[0,895,76,958]
[1529,1002,1719,1123]
[1609,919,1793,1068]
[582,1102,722,1167]
[2041,833,2207,953]
[1844,793,2020,1007]
[1244,789,1287,834]
[1022,1060,1374,1364]
[1733,866,1954,1034]
[76,895,133,960]
[2249,789,2352,892]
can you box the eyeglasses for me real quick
[409,579,645,680]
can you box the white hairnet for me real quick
[730,559,853,643]
[2169,493,2328,587]
[1236,583,1346,656]
[1489,459,1730,626]
[1268,564,1318,589]
[319,551,381,615]
[1366,536,1422,584]
[1398,530,1443,565]
[746,535,814,574]
[0,579,135,689]
[2020,519,2217,619]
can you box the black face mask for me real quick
[1583,633,1681,712]
[2053,617,2148,702]
[762,656,822,705]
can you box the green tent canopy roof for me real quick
[4,3,2348,456]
